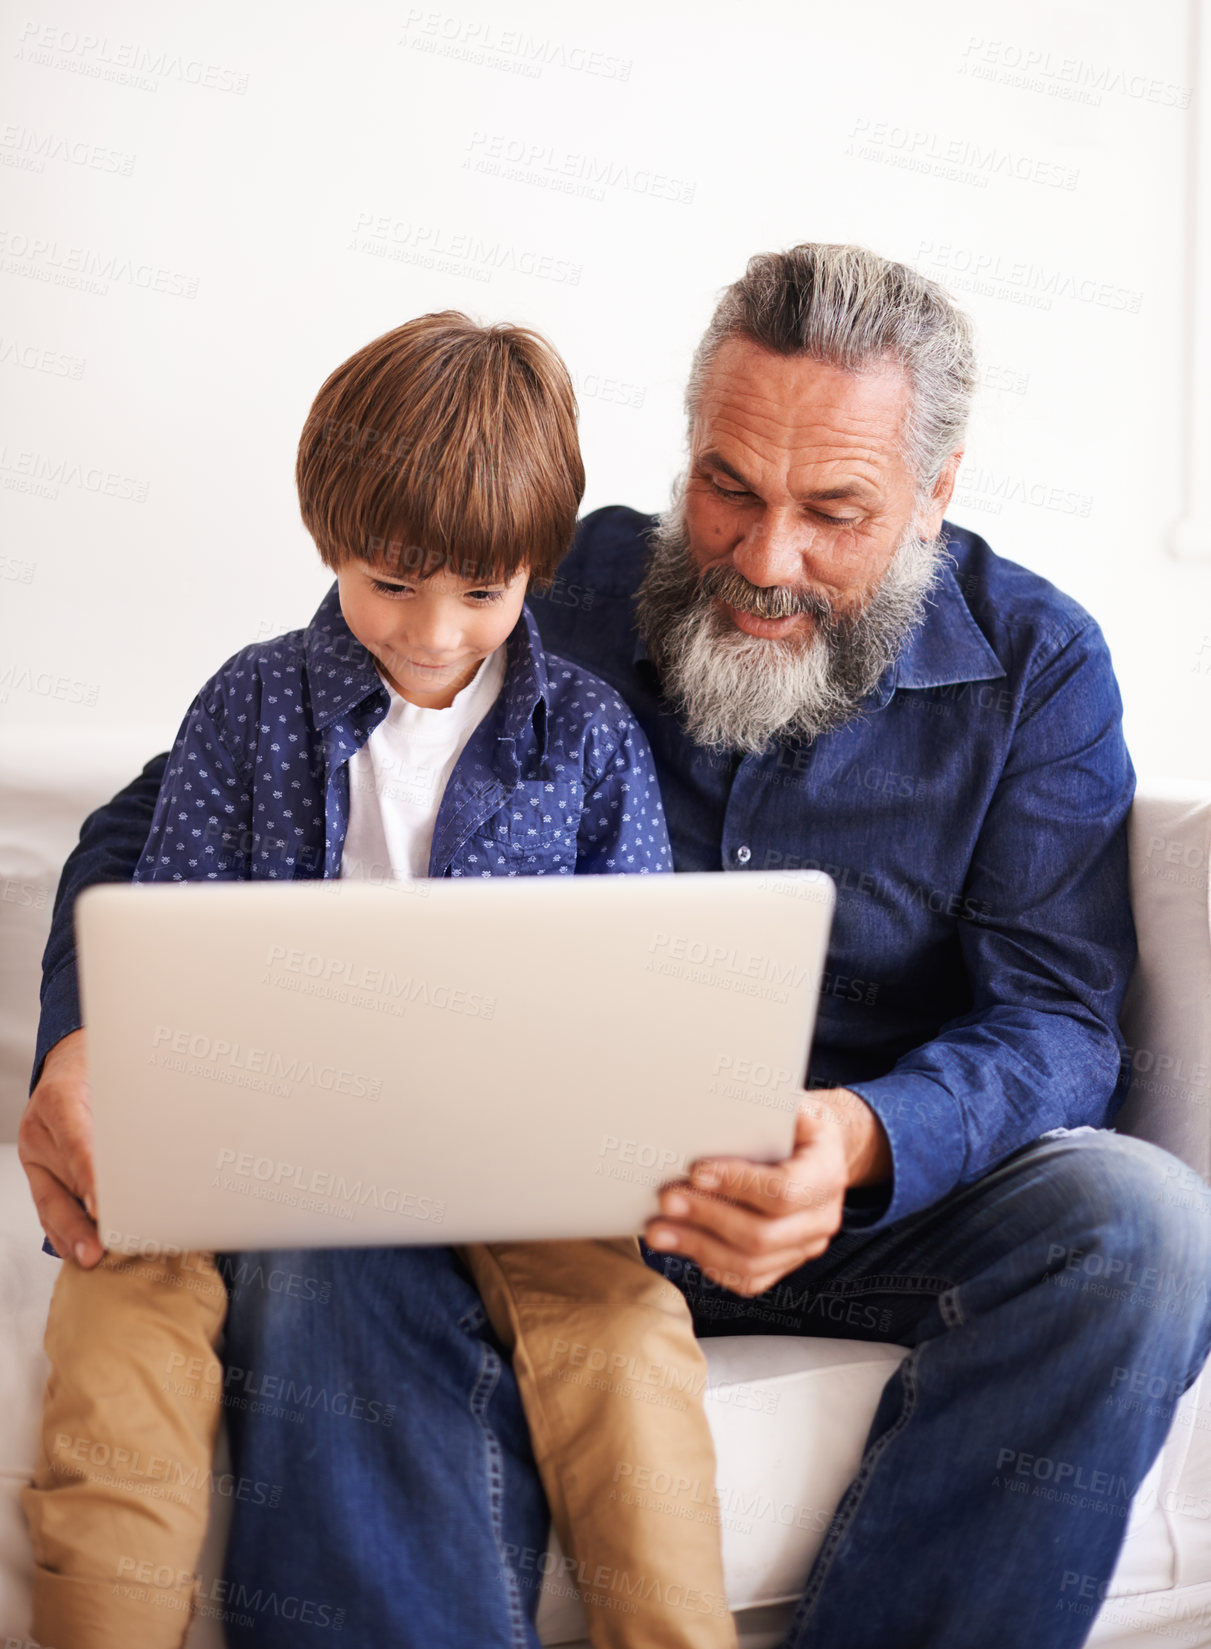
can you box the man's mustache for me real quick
[699,563,834,624]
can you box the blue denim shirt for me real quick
[35,509,1136,1232]
[527,508,1137,1229]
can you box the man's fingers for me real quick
[24,1162,103,1267]
[642,1090,867,1295]
[692,1156,829,1217]
[658,1179,831,1259]
[645,1217,816,1296]
[19,1077,97,1215]
[54,1124,97,1215]
[680,1156,835,1220]
[37,1085,97,1205]
[17,1026,100,1263]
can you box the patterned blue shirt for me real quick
[130,585,671,885]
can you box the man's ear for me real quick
[917,449,964,540]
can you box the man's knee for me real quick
[1035,1132,1211,1309]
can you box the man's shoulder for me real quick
[943,522,1106,662]
[529,505,655,690]
[560,504,657,596]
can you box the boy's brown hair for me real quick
[297,312,584,586]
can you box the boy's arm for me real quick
[131,685,255,885]
[575,704,673,875]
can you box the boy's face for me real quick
[336,558,528,709]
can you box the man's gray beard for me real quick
[636,499,947,755]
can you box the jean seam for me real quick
[459,1300,489,1335]
[785,1350,921,1641]
[684,1269,956,1304]
[468,1338,531,1649]
[938,1286,966,1330]
[829,1271,955,1298]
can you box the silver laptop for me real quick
[76,871,834,1253]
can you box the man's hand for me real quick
[644,1088,890,1297]
[17,1027,103,1268]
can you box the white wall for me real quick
[2,0,1207,779]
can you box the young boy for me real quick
[23,314,736,1649]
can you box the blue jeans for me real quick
[217,1130,1211,1648]
[218,1244,548,1646]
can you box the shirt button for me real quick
[735,844,752,865]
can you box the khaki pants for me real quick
[21,1248,227,1649]
[24,1241,734,1649]
[461,1240,734,1647]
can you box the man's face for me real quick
[635,339,961,754]
[683,339,951,639]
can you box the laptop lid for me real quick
[77,871,834,1252]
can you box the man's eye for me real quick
[709,478,749,500]
[815,513,861,528]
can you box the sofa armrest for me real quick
[1117,781,1211,1176]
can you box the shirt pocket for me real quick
[479,777,583,872]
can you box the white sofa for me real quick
[1,730,1210,1648]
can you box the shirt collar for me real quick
[870,542,1005,705]
[303,581,551,751]
[629,527,1005,703]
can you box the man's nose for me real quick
[730,508,820,590]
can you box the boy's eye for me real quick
[370,578,505,603]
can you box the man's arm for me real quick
[648,620,1136,1289]
[32,755,168,1089]
[18,756,168,1264]
[23,658,260,1262]
[841,621,1135,1228]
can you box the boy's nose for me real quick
[403,616,462,659]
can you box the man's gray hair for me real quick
[686,243,977,488]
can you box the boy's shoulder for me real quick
[518,603,645,767]
[193,583,356,714]
[540,644,639,732]
[193,625,310,715]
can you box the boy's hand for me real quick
[17,1027,104,1268]
[644,1087,890,1297]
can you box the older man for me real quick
[20,243,1211,1648]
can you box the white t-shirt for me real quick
[340,645,508,882]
